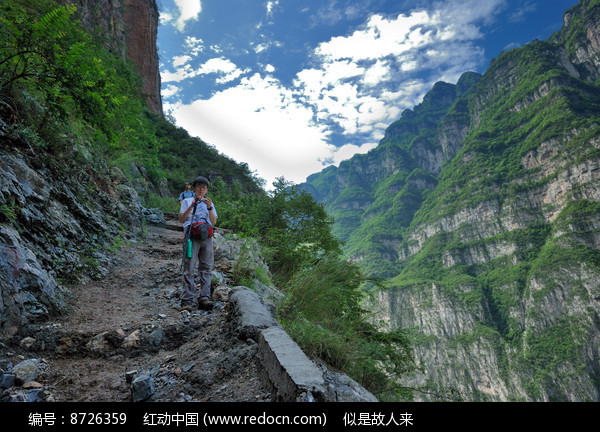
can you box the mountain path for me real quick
[6,216,272,402]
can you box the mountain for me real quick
[302,0,600,401]
[303,72,482,278]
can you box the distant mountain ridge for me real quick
[303,71,482,277]
[302,0,600,401]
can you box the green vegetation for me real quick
[277,253,416,401]
[1,1,149,157]
[302,0,600,400]
[306,75,479,280]
[0,0,263,201]
[9,0,599,402]
[217,177,419,398]
[554,0,600,61]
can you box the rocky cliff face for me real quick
[59,0,162,115]
[123,0,162,115]
[303,72,481,278]
[304,0,600,401]
[0,0,376,403]
[0,123,144,337]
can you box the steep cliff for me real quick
[0,125,145,337]
[303,72,481,278]
[58,0,162,115]
[304,0,600,401]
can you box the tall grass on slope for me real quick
[277,253,417,401]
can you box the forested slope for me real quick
[303,0,600,401]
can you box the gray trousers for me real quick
[181,236,214,304]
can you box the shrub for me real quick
[277,253,417,400]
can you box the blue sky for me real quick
[157,0,579,188]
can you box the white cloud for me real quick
[199,58,250,84]
[266,0,279,18]
[314,11,436,62]
[509,2,537,23]
[185,36,205,56]
[199,58,238,75]
[162,57,249,85]
[252,39,283,55]
[312,1,344,27]
[159,11,174,25]
[253,43,269,54]
[293,12,441,140]
[161,66,193,83]
[162,0,507,187]
[172,55,192,67]
[164,73,381,187]
[173,0,202,31]
[162,84,180,98]
[325,142,378,166]
[292,1,503,146]
[362,60,391,86]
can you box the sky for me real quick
[156,0,580,189]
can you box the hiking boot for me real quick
[198,299,214,311]
[180,302,194,312]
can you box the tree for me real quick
[0,0,150,156]
[0,1,77,94]
[219,177,341,283]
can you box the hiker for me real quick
[179,176,218,311]
[178,182,194,204]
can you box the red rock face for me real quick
[58,0,163,115]
[123,0,162,115]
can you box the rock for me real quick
[10,388,45,402]
[12,359,41,384]
[320,365,378,402]
[57,0,162,114]
[212,285,230,302]
[1,373,15,388]
[123,330,141,347]
[19,337,36,349]
[86,332,109,352]
[0,224,66,334]
[125,370,138,383]
[178,392,193,402]
[131,375,154,402]
[297,391,317,402]
[229,287,278,341]
[142,208,166,224]
[0,140,143,336]
[22,381,44,389]
[146,329,163,347]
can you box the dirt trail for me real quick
[3,216,272,402]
